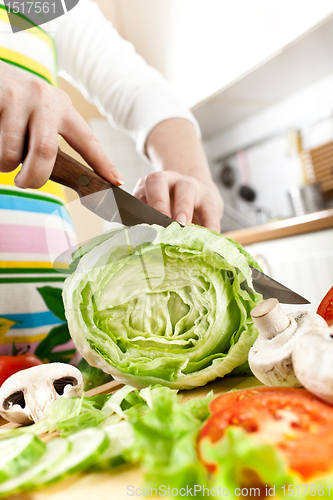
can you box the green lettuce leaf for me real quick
[63,223,262,389]
[127,386,212,493]
[202,427,292,492]
[45,396,83,432]
[58,410,104,437]
[77,358,113,391]
[96,421,135,469]
[39,394,112,437]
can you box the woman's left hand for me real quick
[133,170,223,233]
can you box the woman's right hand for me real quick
[0,61,124,189]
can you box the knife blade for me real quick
[248,266,309,304]
[50,150,309,304]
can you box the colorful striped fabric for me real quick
[0,186,77,354]
[0,3,58,86]
[0,1,79,356]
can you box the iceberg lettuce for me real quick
[63,223,262,389]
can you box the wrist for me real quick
[145,118,212,182]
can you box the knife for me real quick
[50,150,309,304]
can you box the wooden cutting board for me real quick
[6,376,262,500]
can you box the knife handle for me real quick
[50,150,112,197]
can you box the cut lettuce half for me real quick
[63,223,262,389]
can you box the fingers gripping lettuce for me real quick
[63,223,262,389]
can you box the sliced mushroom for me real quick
[0,363,84,424]
[292,325,333,404]
[248,298,328,387]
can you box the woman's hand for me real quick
[141,118,223,232]
[134,170,223,233]
[0,61,124,188]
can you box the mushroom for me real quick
[292,325,333,404]
[248,298,328,387]
[0,363,84,424]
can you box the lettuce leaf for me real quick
[63,223,262,389]
[127,386,212,492]
[202,427,292,491]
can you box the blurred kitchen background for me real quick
[60,0,333,311]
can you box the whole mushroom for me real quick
[0,363,84,424]
[248,298,328,387]
[293,325,333,404]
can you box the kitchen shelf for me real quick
[224,208,333,246]
[193,14,333,139]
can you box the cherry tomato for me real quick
[198,387,333,480]
[0,354,43,386]
[317,286,333,326]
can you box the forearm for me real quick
[145,118,212,182]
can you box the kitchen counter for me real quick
[224,208,333,246]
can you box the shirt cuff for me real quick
[125,84,201,157]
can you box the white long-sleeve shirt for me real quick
[54,0,200,154]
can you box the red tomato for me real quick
[317,286,333,326]
[199,387,333,480]
[209,386,314,414]
[0,354,43,386]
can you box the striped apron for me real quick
[0,3,76,358]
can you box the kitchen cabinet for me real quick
[226,211,333,314]
[108,0,333,113]
[194,12,333,140]
[245,229,333,314]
